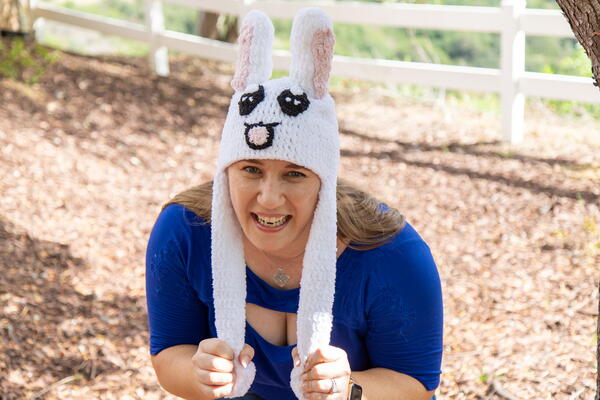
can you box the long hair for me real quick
[161,178,406,250]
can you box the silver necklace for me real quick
[258,248,306,288]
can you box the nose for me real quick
[257,176,285,210]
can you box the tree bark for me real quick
[196,11,238,43]
[196,11,219,39]
[597,282,600,400]
[552,3,600,398]
[0,0,31,35]
[554,0,600,88]
[223,15,238,43]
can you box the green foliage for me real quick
[53,0,582,74]
[423,30,499,67]
[536,98,600,120]
[538,45,592,77]
[525,0,559,9]
[532,44,598,119]
[52,0,597,119]
[0,38,59,84]
[272,19,292,49]
[162,3,197,34]
[527,36,590,76]
[276,17,500,67]
[61,0,144,22]
[40,28,149,57]
[446,90,500,114]
[59,0,198,33]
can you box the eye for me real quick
[239,85,265,116]
[288,171,306,178]
[242,166,261,174]
[277,89,310,117]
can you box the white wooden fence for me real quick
[31,0,600,144]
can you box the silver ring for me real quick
[329,378,339,394]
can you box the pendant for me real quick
[273,267,290,288]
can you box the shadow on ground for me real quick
[341,128,600,204]
[0,214,147,399]
[342,128,586,167]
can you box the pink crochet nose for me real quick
[248,126,269,146]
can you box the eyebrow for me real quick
[245,159,306,169]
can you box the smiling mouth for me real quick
[251,213,291,227]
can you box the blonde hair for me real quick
[161,178,406,250]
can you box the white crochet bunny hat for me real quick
[210,7,338,400]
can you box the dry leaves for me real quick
[0,50,599,399]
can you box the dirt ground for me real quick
[1,48,599,399]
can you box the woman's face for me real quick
[227,159,321,257]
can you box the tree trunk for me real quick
[554,0,600,88]
[196,11,219,39]
[223,15,238,43]
[552,3,600,398]
[0,0,31,35]
[196,11,238,43]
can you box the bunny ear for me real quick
[289,8,335,99]
[231,10,274,92]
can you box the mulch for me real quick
[1,47,599,400]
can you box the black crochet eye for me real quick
[239,85,265,116]
[277,89,310,117]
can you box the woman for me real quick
[146,8,443,400]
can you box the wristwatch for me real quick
[347,376,363,400]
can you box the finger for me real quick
[304,346,347,373]
[303,376,340,393]
[201,382,234,399]
[303,390,345,400]
[238,343,255,368]
[291,347,301,367]
[200,338,234,360]
[197,369,235,386]
[194,352,234,373]
[304,346,345,372]
[304,359,350,380]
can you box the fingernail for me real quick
[241,356,249,368]
[294,358,300,367]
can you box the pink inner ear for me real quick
[311,28,335,99]
[231,25,255,91]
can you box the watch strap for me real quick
[347,376,363,400]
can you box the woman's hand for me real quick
[191,338,255,400]
[292,345,352,399]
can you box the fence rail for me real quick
[31,0,600,144]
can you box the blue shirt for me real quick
[146,203,443,398]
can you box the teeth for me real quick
[256,214,288,227]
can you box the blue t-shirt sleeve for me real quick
[365,239,443,391]
[145,204,210,355]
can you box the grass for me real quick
[39,28,149,57]
[0,37,60,84]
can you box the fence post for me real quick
[500,0,526,144]
[236,0,248,32]
[30,0,45,42]
[144,0,169,76]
